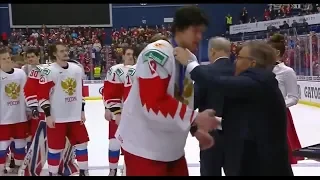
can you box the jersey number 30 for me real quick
[29,70,39,78]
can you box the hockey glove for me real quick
[30,106,39,119]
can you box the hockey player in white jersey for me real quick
[19,47,78,176]
[103,47,135,176]
[37,42,89,176]
[0,47,28,176]
[115,6,219,176]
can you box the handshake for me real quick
[193,109,221,150]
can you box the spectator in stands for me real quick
[280,5,287,17]
[291,20,298,28]
[71,30,78,39]
[286,5,292,17]
[280,21,290,29]
[93,65,101,80]
[240,7,248,23]
[1,32,8,46]
[270,5,276,20]
[301,18,309,28]
[225,13,233,31]
[264,8,271,21]
[299,19,309,34]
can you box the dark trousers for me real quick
[238,140,294,176]
[200,129,224,176]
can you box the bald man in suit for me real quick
[194,37,234,176]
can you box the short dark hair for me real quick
[11,54,24,63]
[0,46,9,55]
[149,33,169,43]
[172,5,209,34]
[268,33,285,57]
[49,42,66,60]
[122,47,134,55]
[26,47,40,57]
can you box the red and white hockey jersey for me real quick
[0,68,27,125]
[123,64,136,101]
[37,62,85,123]
[103,64,132,111]
[115,40,198,162]
[24,64,50,112]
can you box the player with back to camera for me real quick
[115,6,219,176]
[37,42,89,176]
[103,46,135,176]
[0,47,28,176]
[121,34,169,103]
[268,34,303,164]
[112,34,170,176]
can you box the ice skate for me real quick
[79,169,89,176]
[108,169,117,176]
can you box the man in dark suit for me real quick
[175,41,293,176]
[194,37,234,176]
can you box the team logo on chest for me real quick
[5,82,20,99]
[5,82,21,106]
[61,77,77,103]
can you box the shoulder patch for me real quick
[35,65,43,72]
[41,68,51,75]
[116,68,124,77]
[143,49,168,66]
[128,68,136,76]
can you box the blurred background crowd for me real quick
[1,3,320,79]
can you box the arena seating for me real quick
[2,6,319,79]
[228,4,320,42]
[230,31,320,76]
[1,25,171,80]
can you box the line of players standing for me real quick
[0,43,89,176]
[0,33,164,176]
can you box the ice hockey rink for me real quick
[49,100,320,176]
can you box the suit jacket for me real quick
[190,66,293,176]
[194,57,234,116]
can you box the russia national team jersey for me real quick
[0,68,27,125]
[103,64,132,109]
[37,62,84,123]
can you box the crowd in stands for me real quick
[1,4,319,79]
[224,4,320,76]
[230,32,320,76]
[0,24,172,80]
[234,4,320,25]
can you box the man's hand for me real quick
[46,116,55,128]
[105,108,112,121]
[115,114,121,125]
[81,111,86,125]
[194,129,214,150]
[194,109,219,132]
[174,47,192,66]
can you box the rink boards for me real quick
[83,76,320,108]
